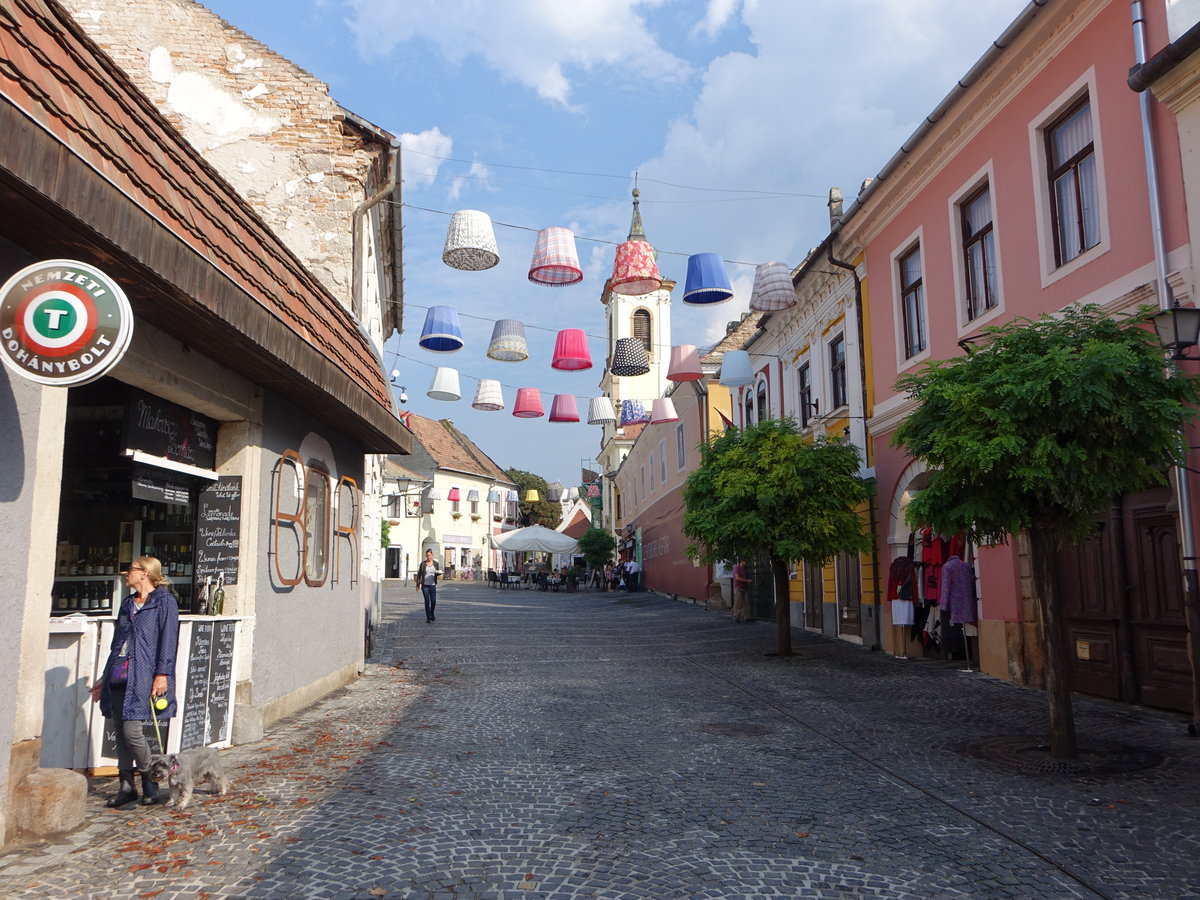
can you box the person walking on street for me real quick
[732,558,751,622]
[90,556,179,807]
[416,548,442,623]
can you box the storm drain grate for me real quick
[962,735,1163,776]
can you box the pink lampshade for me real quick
[551,329,592,371]
[528,227,583,286]
[651,398,679,424]
[548,394,580,423]
[609,240,662,296]
[447,487,461,502]
[512,388,544,418]
[667,344,703,382]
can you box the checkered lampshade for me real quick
[472,378,504,411]
[427,366,461,401]
[667,344,703,382]
[512,388,544,418]
[486,319,529,362]
[418,305,464,353]
[548,394,580,423]
[610,337,650,377]
[528,227,583,286]
[551,329,592,371]
[587,397,616,424]
[651,398,679,424]
[442,209,499,271]
[620,399,649,425]
[683,252,734,305]
[749,261,797,311]
[609,240,662,296]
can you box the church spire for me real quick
[627,178,647,243]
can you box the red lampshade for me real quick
[447,487,461,502]
[512,388,544,418]
[609,240,662,296]
[548,394,580,422]
[551,329,592,371]
[667,344,703,382]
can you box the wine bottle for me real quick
[211,571,225,616]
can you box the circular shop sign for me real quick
[0,259,134,386]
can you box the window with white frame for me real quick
[676,422,686,470]
[632,308,652,356]
[798,361,814,427]
[960,184,997,320]
[1046,95,1099,267]
[649,450,656,492]
[829,334,847,411]
[755,376,768,423]
[899,245,926,359]
[659,439,667,484]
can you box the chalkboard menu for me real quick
[102,717,169,759]
[131,463,192,504]
[195,476,241,585]
[122,388,216,470]
[179,619,236,751]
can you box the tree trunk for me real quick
[1028,525,1078,759]
[772,556,792,656]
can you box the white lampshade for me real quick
[719,350,753,387]
[587,396,616,425]
[442,209,499,271]
[427,366,461,401]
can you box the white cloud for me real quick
[693,0,741,39]
[398,127,452,188]
[345,0,689,107]
[449,158,494,202]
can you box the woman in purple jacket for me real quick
[90,556,179,807]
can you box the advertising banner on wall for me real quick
[0,259,134,386]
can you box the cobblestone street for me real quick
[2,582,1199,899]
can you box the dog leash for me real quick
[150,694,167,754]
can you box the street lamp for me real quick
[1152,303,1200,360]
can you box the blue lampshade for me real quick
[418,305,464,353]
[620,399,649,425]
[683,252,734,305]
[719,350,753,387]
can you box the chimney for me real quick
[828,187,843,229]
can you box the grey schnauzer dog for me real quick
[147,748,231,810]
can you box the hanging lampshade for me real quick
[486,319,529,362]
[427,366,461,401]
[486,487,502,503]
[442,209,499,271]
[651,398,679,424]
[667,344,703,382]
[472,378,504,411]
[466,489,480,503]
[547,483,564,502]
[609,240,662,296]
[719,350,753,387]
[447,487,461,502]
[528,226,583,286]
[620,399,649,425]
[683,252,734,305]
[524,488,540,502]
[610,337,650,377]
[548,394,580,423]
[512,387,544,418]
[748,261,796,311]
[505,490,519,503]
[551,329,592,371]
[418,305,464,353]
[568,487,580,500]
[587,396,616,425]
[427,487,442,501]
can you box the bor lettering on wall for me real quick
[271,446,359,590]
[196,476,241,585]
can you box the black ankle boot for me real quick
[106,770,138,807]
[139,772,160,806]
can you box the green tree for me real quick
[892,305,1200,758]
[578,527,616,573]
[380,517,391,550]
[683,419,873,656]
[504,468,559,527]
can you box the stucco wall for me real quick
[66,0,380,304]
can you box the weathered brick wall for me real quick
[65,0,383,305]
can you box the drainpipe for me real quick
[1131,1,1200,733]
[826,200,882,652]
[352,142,401,334]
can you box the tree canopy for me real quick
[891,304,1200,757]
[578,527,616,571]
[504,468,560,527]
[683,418,874,654]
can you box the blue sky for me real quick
[201,0,1029,487]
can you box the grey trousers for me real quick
[109,684,155,771]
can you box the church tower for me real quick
[595,188,674,537]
